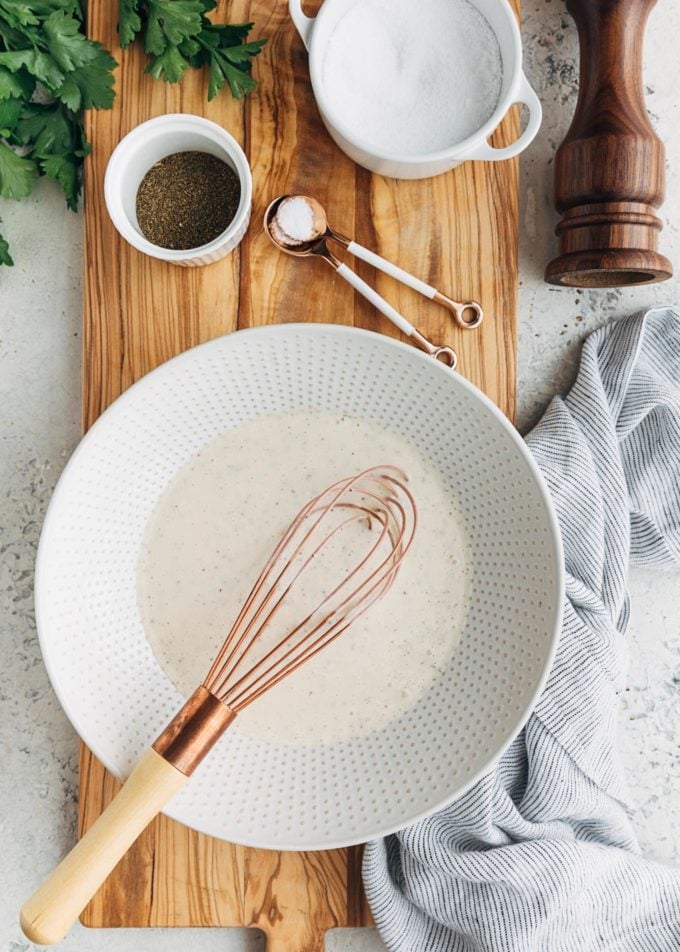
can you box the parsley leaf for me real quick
[145,43,190,83]
[143,0,203,55]
[206,45,258,101]
[0,140,37,198]
[118,3,265,99]
[25,0,82,15]
[0,1,40,30]
[15,101,89,208]
[0,65,34,99]
[40,150,79,208]
[16,101,75,154]
[0,0,79,26]
[119,0,141,48]
[0,94,22,135]
[43,9,101,71]
[54,45,117,110]
[0,227,12,264]
[0,48,65,90]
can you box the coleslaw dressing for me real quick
[138,410,472,746]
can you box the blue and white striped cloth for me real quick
[363,306,680,951]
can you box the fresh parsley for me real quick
[0,0,264,267]
[120,1,266,101]
[0,0,115,266]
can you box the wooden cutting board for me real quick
[79,1,519,948]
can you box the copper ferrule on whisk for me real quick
[152,685,236,776]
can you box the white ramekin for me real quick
[104,114,252,267]
[289,0,542,180]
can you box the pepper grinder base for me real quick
[545,248,673,288]
[546,200,673,288]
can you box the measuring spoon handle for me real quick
[336,262,414,336]
[335,263,457,368]
[345,241,483,329]
[347,240,436,299]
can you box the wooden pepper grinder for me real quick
[545,0,672,288]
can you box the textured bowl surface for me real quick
[35,324,563,850]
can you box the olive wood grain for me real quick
[78,0,520,947]
[546,0,673,287]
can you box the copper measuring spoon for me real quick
[265,196,459,369]
[268,194,483,330]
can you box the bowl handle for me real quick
[289,0,316,50]
[462,74,542,162]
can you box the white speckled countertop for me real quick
[2,2,679,949]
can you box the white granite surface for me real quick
[2,2,680,949]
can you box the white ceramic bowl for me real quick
[104,114,252,267]
[290,0,542,179]
[35,325,563,850]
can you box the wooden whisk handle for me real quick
[20,687,235,946]
[20,749,188,946]
[545,0,673,288]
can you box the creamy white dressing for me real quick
[137,411,471,746]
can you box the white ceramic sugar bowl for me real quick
[289,0,542,180]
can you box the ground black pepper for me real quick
[135,151,241,250]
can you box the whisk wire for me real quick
[202,478,356,689]
[223,509,398,710]
[203,466,417,713]
[221,509,388,700]
[204,472,385,691]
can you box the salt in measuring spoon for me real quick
[265,197,458,369]
[270,194,483,330]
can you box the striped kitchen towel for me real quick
[363,305,680,951]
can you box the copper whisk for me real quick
[21,466,417,946]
